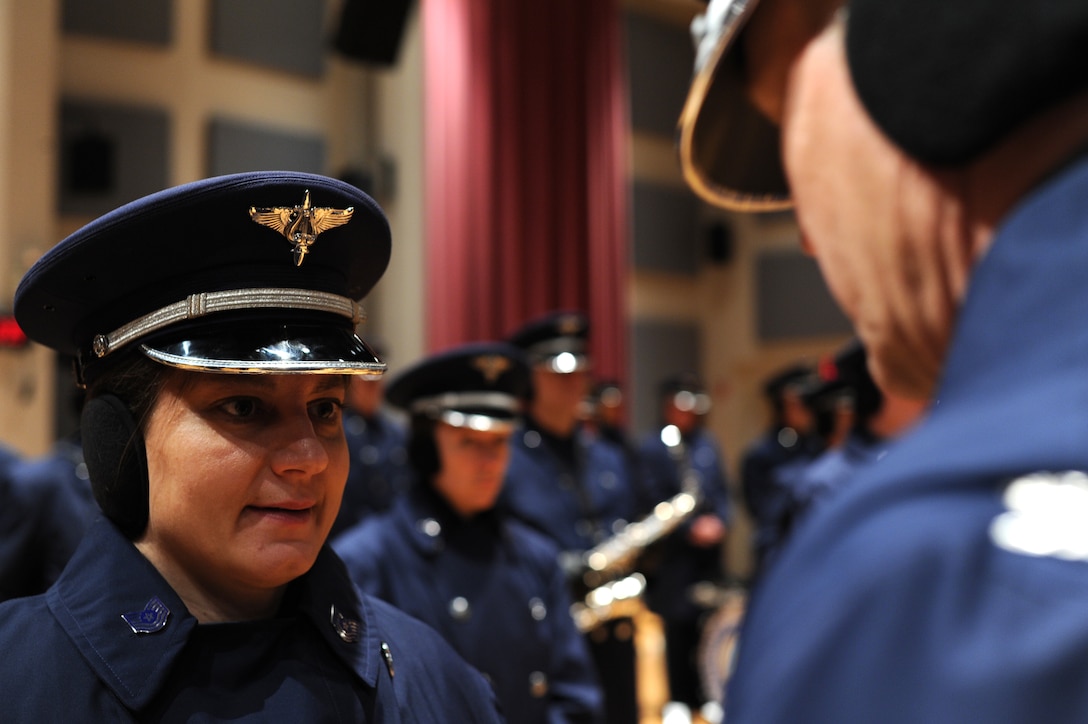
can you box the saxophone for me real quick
[570,432,703,631]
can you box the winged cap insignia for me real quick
[557,315,583,336]
[249,190,354,266]
[473,355,511,383]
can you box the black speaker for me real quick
[332,0,414,66]
[67,131,115,194]
[707,221,735,265]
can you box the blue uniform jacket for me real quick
[499,425,640,555]
[335,485,604,724]
[331,409,411,540]
[0,437,101,602]
[783,428,889,530]
[725,155,1088,722]
[739,428,823,577]
[638,427,734,620]
[0,518,505,722]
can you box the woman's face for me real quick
[137,372,349,619]
[432,422,511,518]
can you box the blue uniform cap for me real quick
[15,171,391,384]
[507,311,590,374]
[385,342,531,433]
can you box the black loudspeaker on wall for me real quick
[707,221,735,265]
[333,0,414,66]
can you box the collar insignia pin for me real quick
[121,596,171,634]
[330,604,361,643]
[250,190,354,266]
[381,641,395,679]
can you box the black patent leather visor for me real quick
[141,322,385,375]
[678,0,792,211]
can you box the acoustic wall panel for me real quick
[62,0,172,45]
[755,250,852,340]
[210,0,326,77]
[59,99,169,216]
[631,318,700,436]
[207,118,326,177]
[631,181,701,275]
[624,10,695,137]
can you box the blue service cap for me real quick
[15,171,391,384]
[679,0,1088,211]
[507,310,590,374]
[385,342,531,433]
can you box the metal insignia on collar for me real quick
[381,641,395,679]
[990,471,1088,560]
[473,355,511,384]
[249,189,354,266]
[121,596,170,634]
[330,604,361,643]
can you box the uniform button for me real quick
[777,427,799,448]
[419,518,442,537]
[524,430,541,448]
[529,671,548,697]
[360,445,380,465]
[529,597,547,621]
[330,605,361,643]
[611,519,628,535]
[600,471,617,489]
[449,596,471,621]
[695,447,715,466]
[576,519,595,538]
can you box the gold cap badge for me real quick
[473,355,511,384]
[250,190,354,266]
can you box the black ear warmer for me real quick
[81,394,150,539]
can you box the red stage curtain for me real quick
[422,0,630,382]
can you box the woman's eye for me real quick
[311,399,344,422]
[222,398,259,418]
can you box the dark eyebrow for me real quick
[194,373,349,394]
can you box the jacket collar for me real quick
[47,519,380,711]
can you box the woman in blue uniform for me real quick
[0,171,503,722]
[335,342,604,724]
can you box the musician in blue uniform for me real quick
[783,340,926,532]
[335,342,604,723]
[638,373,732,722]
[329,368,411,541]
[0,430,100,602]
[0,171,503,722]
[501,311,644,724]
[738,363,822,580]
[678,0,1088,721]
